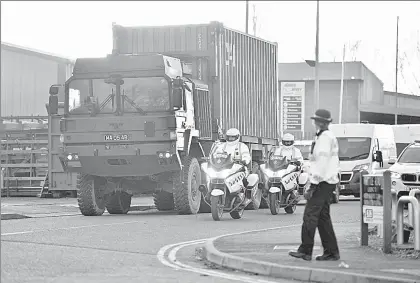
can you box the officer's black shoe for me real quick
[315,253,340,261]
[288,251,312,261]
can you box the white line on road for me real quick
[1,220,147,236]
[157,224,301,282]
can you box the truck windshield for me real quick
[398,147,420,163]
[337,137,372,161]
[67,77,170,114]
[294,144,311,160]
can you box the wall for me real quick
[1,42,74,117]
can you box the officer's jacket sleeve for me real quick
[309,134,332,184]
[241,143,252,165]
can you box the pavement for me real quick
[1,195,156,219]
[204,222,420,283]
[2,196,410,283]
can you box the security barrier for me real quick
[408,189,420,227]
[396,196,420,250]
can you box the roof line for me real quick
[1,41,75,64]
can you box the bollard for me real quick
[408,189,420,227]
[396,196,420,250]
[391,189,397,222]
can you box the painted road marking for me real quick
[157,224,301,283]
[1,220,147,236]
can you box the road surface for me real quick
[1,198,360,283]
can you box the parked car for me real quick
[388,140,420,199]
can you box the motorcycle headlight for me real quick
[353,163,370,171]
[390,172,401,179]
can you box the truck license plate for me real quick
[104,134,130,141]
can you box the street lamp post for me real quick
[314,0,320,110]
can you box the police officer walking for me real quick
[289,109,340,261]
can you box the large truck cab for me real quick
[48,53,212,216]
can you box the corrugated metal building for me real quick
[1,42,75,117]
[278,61,420,138]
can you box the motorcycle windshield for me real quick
[268,155,288,171]
[209,144,233,171]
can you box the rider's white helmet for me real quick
[226,128,240,146]
[282,133,295,148]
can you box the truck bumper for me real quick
[60,143,178,177]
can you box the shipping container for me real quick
[1,42,75,117]
[112,22,279,140]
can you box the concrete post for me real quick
[408,189,420,227]
[396,196,420,251]
[360,170,369,246]
[383,170,392,253]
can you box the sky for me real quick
[1,1,419,95]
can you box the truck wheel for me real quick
[77,174,106,216]
[173,156,202,215]
[245,162,262,210]
[153,191,174,211]
[106,191,132,214]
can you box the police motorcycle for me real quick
[199,142,260,221]
[260,149,308,215]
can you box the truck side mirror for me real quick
[172,88,183,109]
[49,94,59,115]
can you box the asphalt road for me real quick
[1,198,360,283]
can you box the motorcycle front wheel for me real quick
[211,195,224,221]
[269,193,281,215]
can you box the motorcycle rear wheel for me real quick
[269,193,281,215]
[211,195,224,221]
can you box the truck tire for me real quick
[174,156,202,215]
[153,191,175,211]
[77,174,106,216]
[106,191,132,214]
[246,162,262,210]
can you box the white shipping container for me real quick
[1,42,75,117]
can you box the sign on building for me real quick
[280,82,305,132]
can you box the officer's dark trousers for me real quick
[298,182,339,256]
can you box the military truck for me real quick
[48,22,279,216]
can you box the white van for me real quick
[392,124,420,156]
[329,123,397,197]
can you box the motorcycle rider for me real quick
[208,128,252,199]
[272,133,304,165]
[223,128,251,166]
